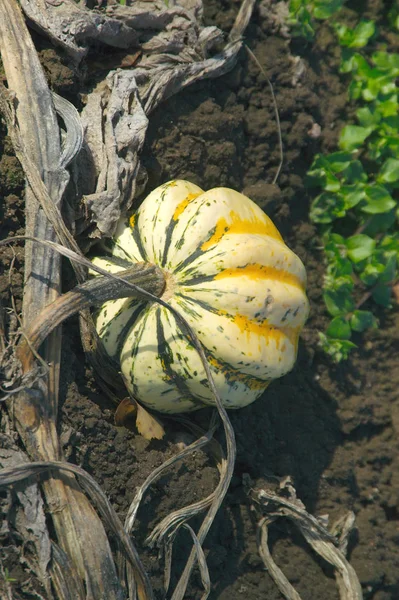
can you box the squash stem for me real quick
[17,263,165,372]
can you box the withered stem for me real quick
[18,263,165,372]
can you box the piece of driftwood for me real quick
[17,263,165,373]
[15,0,254,244]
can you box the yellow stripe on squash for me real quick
[173,193,202,221]
[93,180,309,414]
[214,263,304,290]
[201,210,282,251]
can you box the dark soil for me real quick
[1,1,399,599]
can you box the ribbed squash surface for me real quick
[93,180,309,413]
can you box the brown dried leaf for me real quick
[115,397,165,440]
[136,402,165,440]
[115,397,138,426]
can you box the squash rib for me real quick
[122,308,154,398]
[129,217,149,261]
[155,309,206,409]
[161,192,202,267]
[114,302,147,360]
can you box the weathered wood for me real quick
[19,0,138,62]
[0,1,144,598]
[0,459,156,600]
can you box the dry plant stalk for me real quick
[0,1,151,598]
[0,459,157,594]
[247,477,363,600]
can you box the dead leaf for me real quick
[115,397,165,440]
[115,397,137,426]
[136,403,165,440]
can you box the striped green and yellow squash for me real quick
[92,180,309,414]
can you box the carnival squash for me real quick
[92,180,309,413]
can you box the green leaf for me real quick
[289,0,303,9]
[318,333,357,362]
[339,125,374,151]
[341,184,366,209]
[326,316,352,340]
[372,284,392,307]
[380,117,399,136]
[356,250,396,286]
[341,160,368,184]
[324,235,354,278]
[346,234,376,263]
[313,0,344,19]
[356,106,381,127]
[325,232,346,248]
[328,256,353,278]
[372,51,399,75]
[341,48,357,73]
[325,151,353,172]
[350,20,376,48]
[362,184,397,214]
[306,153,353,190]
[310,192,346,224]
[379,253,397,283]
[353,53,371,74]
[367,134,391,161]
[288,2,315,40]
[336,20,376,48]
[376,96,399,118]
[359,263,383,286]
[381,234,399,254]
[377,158,399,183]
[353,71,395,102]
[380,81,397,96]
[335,23,353,46]
[362,210,396,237]
[350,310,378,332]
[348,79,363,101]
[323,287,355,317]
[305,168,341,192]
[343,52,373,77]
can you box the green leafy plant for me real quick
[288,0,345,40]
[306,28,399,361]
[334,19,376,48]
